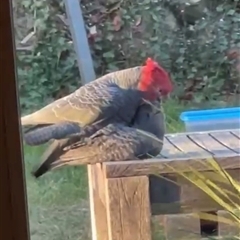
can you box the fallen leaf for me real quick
[135,16,142,26]
[226,48,240,60]
[113,15,122,31]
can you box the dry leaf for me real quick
[113,15,122,31]
[135,16,142,26]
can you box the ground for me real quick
[23,100,235,239]
[25,145,90,240]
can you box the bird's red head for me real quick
[139,58,173,99]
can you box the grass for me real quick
[24,145,91,240]
[23,99,239,239]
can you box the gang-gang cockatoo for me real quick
[30,99,166,178]
[21,58,172,143]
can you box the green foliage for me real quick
[16,0,80,110]
[15,0,240,110]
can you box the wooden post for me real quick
[0,0,30,239]
[105,176,152,240]
[88,164,109,240]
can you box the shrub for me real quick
[13,0,240,110]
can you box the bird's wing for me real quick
[23,118,112,146]
[24,122,81,146]
[32,124,163,178]
[57,124,163,164]
[21,82,142,126]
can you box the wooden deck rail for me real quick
[89,129,240,240]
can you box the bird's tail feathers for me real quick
[32,157,67,178]
[32,138,73,178]
[32,150,99,178]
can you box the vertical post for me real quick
[88,164,109,240]
[63,0,96,84]
[105,176,152,240]
[0,0,30,239]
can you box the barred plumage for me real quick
[24,122,81,146]
[23,86,145,145]
[21,67,143,126]
[21,59,172,130]
[22,59,172,178]
[32,100,165,178]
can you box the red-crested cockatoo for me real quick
[31,99,166,178]
[21,58,172,142]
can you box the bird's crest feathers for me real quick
[139,57,173,96]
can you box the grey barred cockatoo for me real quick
[31,99,166,178]
[21,58,172,143]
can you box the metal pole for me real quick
[64,0,96,84]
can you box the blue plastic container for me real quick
[180,107,240,132]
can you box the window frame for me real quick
[0,1,30,239]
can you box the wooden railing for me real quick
[88,129,240,240]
